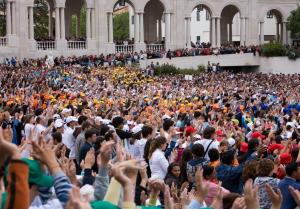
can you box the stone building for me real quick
[0,0,298,58]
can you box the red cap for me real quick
[240,142,248,153]
[268,144,284,153]
[216,130,225,137]
[280,153,292,165]
[185,126,197,136]
[251,132,266,139]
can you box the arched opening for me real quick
[113,1,135,45]
[262,9,283,43]
[33,0,52,41]
[190,4,212,48]
[0,0,6,37]
[144,0,165,45]
[65,0,85,41]
[221,5,241,46]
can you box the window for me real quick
[131,15,134,24]
[196,10,200,21]
[197,36,201,42]
[206,11,210,20]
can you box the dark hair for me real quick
[85,129,97,140]
[194,111,202,119]
[163,119,174,132]
[291,147,299,163]
[52,132,62,143]
[99,124,110,136]
[220,150,235,165]
[285,162,299,177]
[143,139,152,161]
[257,159,274,177]
[82,121,91,130]
[36,116,42,124]
[208,148,219,162]
[149,136,167,158]
[112,116,124,128]
[24,114,34,124]
[223,193,241,209]
[167,162,181,176]
[242,160,258,183]
[248,138,259,151]
[275,135,283,144]
[203,165,214,179]
[142,125,153,138]
[78,115,88,125]
[203,127,215,139]
[191,144,204,158]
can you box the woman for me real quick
[24,114,35,140]
[164,163,181,188]
[149,136,168,180]
[254,158,279,209]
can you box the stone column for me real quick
[91,9,96,39]
[240,17,245,46]
[86,8,91,39]
[229,22,232,43]
[165,13,171,44]
[134,13,139,43]
[216,17,221,47]
[29,7,34,40]
[260,21,264,45]
[6,1,11,35]
[276,22,280,42]
[11,2,16,34]
[48,9,52,37]
[282,21,287,45]
[55,7,60,40]
[244,18,248,45]
[139,12,144,43]
[185,17,191,48]
[211,17,216,47]
[158,19,162,42]
[108,12,113,43]
[60,8,65,40]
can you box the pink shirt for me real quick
[204,180,230,206]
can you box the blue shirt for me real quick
[278,177,300,209]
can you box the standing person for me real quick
[78,129,97,166]
[195,127,219,160]
[167,50,172,60]
[149,136,169,180]
[279,162,300,209]
[136,125,154,160]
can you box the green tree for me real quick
[71,15,77,38]
[287,6,300,39]
[113,12,129,41]
[79,7,86,37]
[34,0,49,39]
[0,0,6,36]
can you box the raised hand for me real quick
[244,179,259,209]
[265,183,282,209]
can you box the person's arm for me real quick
[164,140,176,159]
[82,169,95,186]
[5,160,30,209]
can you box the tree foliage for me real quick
[287,6,300,39]
[34,0,49,39]
[0,0,6,36]
[113,12,129,41]
[262,42,287,57]
[79,7,86,37]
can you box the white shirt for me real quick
[195,139,220,160]
[62,126,75,159]
[24,123,35,140]
[136,138,147,160]
[149,149,169,180]
[35,124,46,135]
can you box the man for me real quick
[195,127,219,160]
[78,129,97,166]
[279,162,300,209]
[63,116,78,159]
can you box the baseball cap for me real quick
[251,131,266,139]
[66,116,78,124]
[132,124,144,134]
[54,119,64,128]
[268,143,284,153]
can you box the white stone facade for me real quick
[0,0,298,59]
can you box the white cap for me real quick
[227,137,236,147]
[53,114,61,120]
[286,122,295,128]
[132,124,144,134]
[95,116,103,123]
[100,119,111,125]
[61,108,71,114]
[80,184,95,202]
[66,116,78,124]
[162,114,171,120]
[54,119,64,128]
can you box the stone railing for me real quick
[115,44,134,53]
[0,37,8,47]
[36,41,56,50]
[68,41,86,50]
[146,44,164,52]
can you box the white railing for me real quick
[115,44,134,53]
[0,37,7,47]
[146,44,164,52]
[68,41,86,50]
[36,41,56,50]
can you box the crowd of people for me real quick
[1,57,300,209]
